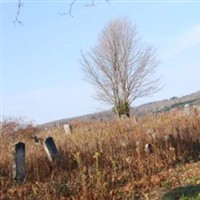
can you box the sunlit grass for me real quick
[1,109,200,199]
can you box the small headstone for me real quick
[145,143,153,154]
[13,142,25,183]
[63,124,72,135]
[43,137,61,162]
[184,104,190,115]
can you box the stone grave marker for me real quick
[184,104,190,116]
[63,124,72,135]
[13,142,25,183]
[145,143,153,154]
[43,137,61,162]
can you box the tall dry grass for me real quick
[1,109,200,199]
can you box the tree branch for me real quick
[14,0,23,26]
[69,0,78,17]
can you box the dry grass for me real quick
[1,109,200,199]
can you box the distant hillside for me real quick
[39,91,200,128]
[132,90,200,116]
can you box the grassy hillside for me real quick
[39,91,200,128]
[1,108,200,199]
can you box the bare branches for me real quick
[68,0,109,17]
[81,18,160,117]
[15,0,109,24]
[68,0,78,17]
[14,0,23,26]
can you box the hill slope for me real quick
[39,90,200,128]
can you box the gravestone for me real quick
[13,142,25,183]
[63,124,72,135]
[145,143,153,154]
[184,104,190,116]
[43,137,61,162]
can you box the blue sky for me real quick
[1,0,200,124]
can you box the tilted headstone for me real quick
[13,142,25,183]
[145,143,153,154]
[63,124,72,135]
[43,137,61,162]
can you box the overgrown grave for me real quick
[12,136,62,183]
[13,142,25,183]
[43,136,62,162]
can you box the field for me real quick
[1,109,200,200]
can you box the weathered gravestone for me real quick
[43,137,61,162]
[145,143,153,154]
[184,104,190,116]
[63,124,72,135]
[13,142,25,183]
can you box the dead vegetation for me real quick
[1,109,200,199]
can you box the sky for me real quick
[1,0,200,124]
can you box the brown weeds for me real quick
[1,110,200,199]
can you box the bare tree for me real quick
[81,18,160,118]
